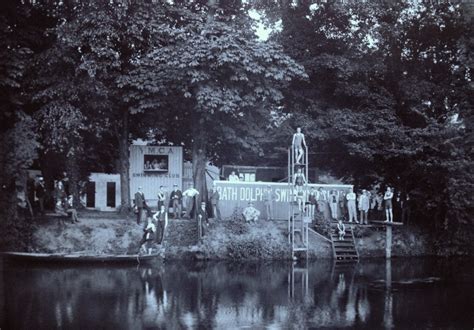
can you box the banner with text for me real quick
[214,181,352,220]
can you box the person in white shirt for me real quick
[183,183,199,219]
[243,202,260,222]
[358,190,370,224]
[228,171,240,182]
[346,188,358,223]
[316,187,328,219]
[140,217,157,254]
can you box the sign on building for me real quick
[130,145,183,205]
[214,181,353,220]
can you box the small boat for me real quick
[1,252,160,265]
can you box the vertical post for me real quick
[198,216,202,241]
[383,258,394,329]
[288,148,291,244]
[305,144,308,183]
[385,224,392,259]
[0,256,3,327]
[288,147,291,185]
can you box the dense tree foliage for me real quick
[261,1,473,252]
[0,0,472,253]
[120,5,306,205]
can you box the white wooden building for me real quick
[87,145,220,211]
[87,173,121,211]
[129,145,184,207]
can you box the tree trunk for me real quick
[192,118,208,212]
[66,152,81,209]
[117,109,131,213]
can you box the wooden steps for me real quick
[330,228,359,261]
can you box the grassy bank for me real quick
[17,211,463,260]
[31,217,144,255]
[197,219,291,260]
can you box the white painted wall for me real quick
[129,145,183,206]
[89,173,121,211]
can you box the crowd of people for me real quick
[17,172,80,224]
[133,183,221,224]
[236,183,412,227]
[143,158,167,170]
[134,182,221,253]
[287,127,411,225]
[52,172,80,224]
[295,184,411,225]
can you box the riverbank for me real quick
[31,216,144,255]
[21,211,445,260]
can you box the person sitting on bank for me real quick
[140,216,156,255]
[54,195,79,224]
[65,195,80,223]
[337,219,346,240]
[153,205,168,245]
[243,202,260,223]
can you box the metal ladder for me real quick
[288,144,309,260]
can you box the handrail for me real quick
[308,227,332,243]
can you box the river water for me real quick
[1,257,472,329]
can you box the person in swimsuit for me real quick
[308,187,317,220]
[384,187,394,222]
[293,168,306,187]
[337,219,346,240]
[291,127,307,165]
[295,188,305,213]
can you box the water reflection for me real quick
[384,259,394,329]
[1,258,473,329]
